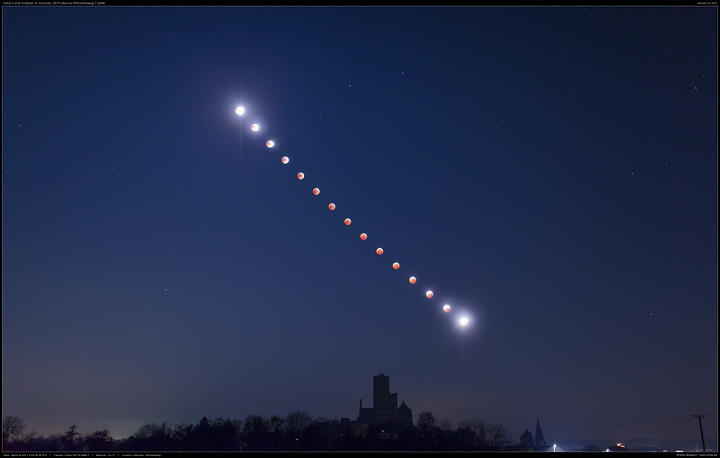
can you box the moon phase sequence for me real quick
[234,105,472,330]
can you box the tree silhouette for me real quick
[284,409,312,450]
[241,414,268,450]
[129,421,174,450]
[62,424,81,451]
[456,418,489,450]
[209,417,241,450]
[2,416,26,450]
[416,411,441,449]
[2,408,534,452]
[175,416,241,451]
[518,428,534,449]
[487,422,511,450]
[416,411,438,435]
[454,421,478,450]
[267,414,285,450]
[83,429,113,451]
[435,417,454,450]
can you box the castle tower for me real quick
[357,374,413,432]
[373,373,397,411]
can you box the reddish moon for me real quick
[409,276,417,284]
[360,233,367,240]
[266,140,275,148]
[328,203,336,211]
[392,262,400,270]
[376,248,384,255]
[297,172,304,180]
[281,156,289,164]
[426,291,434,298]
[344,218,351,226]
[443,304,451,313]
[313,188,320,195]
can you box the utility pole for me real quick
[692,415,706,452]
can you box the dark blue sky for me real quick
[2,6,717,449]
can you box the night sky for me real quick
[2,6,717,449]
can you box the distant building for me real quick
[356,373,414,434]
[535,418,547,447]
[531,418,562,452]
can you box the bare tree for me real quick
[2,416,26,449]
[416,410,438,437]
[455,420,478,449]
[241,414,268,450]
[83,428,113,451]
[135,422,163,439]
[416,411,440,449]
[457,418,489,450]
[267,415,285,450]
[284,410,312,440]
[132,422,173,450]
[436,417,454,435]
[487,422,511,450]
[268,415,284,435]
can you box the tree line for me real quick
[3,411,516,451]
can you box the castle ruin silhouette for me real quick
[354,373,413,433]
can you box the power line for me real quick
[693,415,706,452]
[546,415,717,433]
